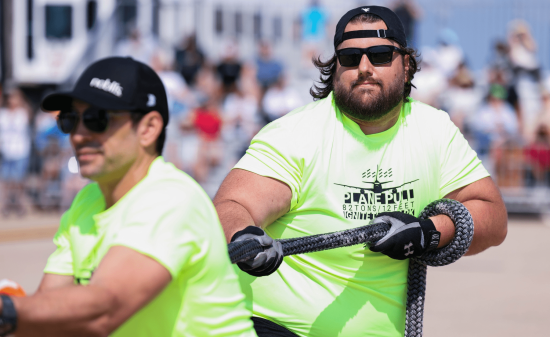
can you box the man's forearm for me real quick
[462,199,507,255]
[430,199,506,255]
[215,199,257,243]
[8,285,117,337]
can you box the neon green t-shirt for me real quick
[44,157,256,337]
[234,93,489,337]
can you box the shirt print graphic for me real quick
[335,166,418,220]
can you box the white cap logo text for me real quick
[146,94,156,107]
[362,8,370,12]
[89,78,123,97]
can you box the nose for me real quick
[70,114,94,146]
[357,53,374,77]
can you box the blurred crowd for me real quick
[411,19,550,190]
[0,32,306,217]
[1,2,549,218]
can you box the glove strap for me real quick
[425,229,441,252]
[0,295,17,337]
[420,219,440,252]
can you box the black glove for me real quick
[368,212,441,260]
[230,226,284,277]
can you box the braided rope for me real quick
[227,198,474,337]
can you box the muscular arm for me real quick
[5,246,171,337]
[36,274,74,293]
[430,176,508,255]
[213,169,292,242]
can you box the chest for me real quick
[287,125,441,233]
[67,212,118,284]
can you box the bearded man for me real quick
[214,6,507,337]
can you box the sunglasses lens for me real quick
[57,113,77,134]
[338,51,362,67]
[368,46,394,64]
[83,108,109,133]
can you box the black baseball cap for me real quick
[41,56,169,126]
[334,6,407,49]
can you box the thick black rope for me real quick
[227,199,474,337]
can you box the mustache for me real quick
[74,142,103,153]
[351,76,382,88]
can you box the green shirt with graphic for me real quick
[233,93,489,337]
[44,157,256,337]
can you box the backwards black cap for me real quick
[41,57,169,126]
[334,6,407,49]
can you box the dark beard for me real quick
[333,72,405,122]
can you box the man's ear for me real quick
[137,111,163,152]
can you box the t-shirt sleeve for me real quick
[438,113,490,197]
[234,122,303,210]
[44,211,74,275]
[110,184,214,278]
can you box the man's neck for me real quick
[344,101,404,135]
[98,155,158,209]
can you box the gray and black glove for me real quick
[230,226,284,277]
[368,212,441,260]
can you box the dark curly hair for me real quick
[310,14,420,102]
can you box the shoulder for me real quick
[408,99,451,120]
[137,158,213,207]
[259,95,335,137]
[405,99,455,129]
[71,183,103,209]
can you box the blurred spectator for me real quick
[471,84,520,183]
[181,95,222,183]
[508,20,540,82]
[410,48,446,108]
[255,42,283,91]
[435,28,464,78]
[300,0,329,74]
[175,34,206,86]
[151,49,191,170]
[0,88,32,216]
[441,62,482,134]
[524,124,550,187]
[487,49,520,120]
[539,91,550,128]
[508,20,542,142]
[196,62,223,104]
[217,42,242,95]
[32,111,70,211]
[36,136,64,210]
[490,40,514,81]
[262,76,304,122]
[151,49,190,115]
[114,28,157,66]
[301,0,328,44]
[239,63,263,107]
[222,85,261,159]
[391,0,422,46]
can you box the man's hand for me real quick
[231,226,284,277]
[368,212,441,260]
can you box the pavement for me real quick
[0,212,548,336]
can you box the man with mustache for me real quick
[0,57,256,337]
[214,6,507,337]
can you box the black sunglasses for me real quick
[336,45,406,67]
[57,106,138,134]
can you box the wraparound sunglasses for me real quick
[336,45,406,67]
[57,106,140,134]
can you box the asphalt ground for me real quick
[0,213,548,336]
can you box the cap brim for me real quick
[40,91,76,112]
[41,90,136,112]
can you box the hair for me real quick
[310,13,421,102]
[131,111,166,155]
